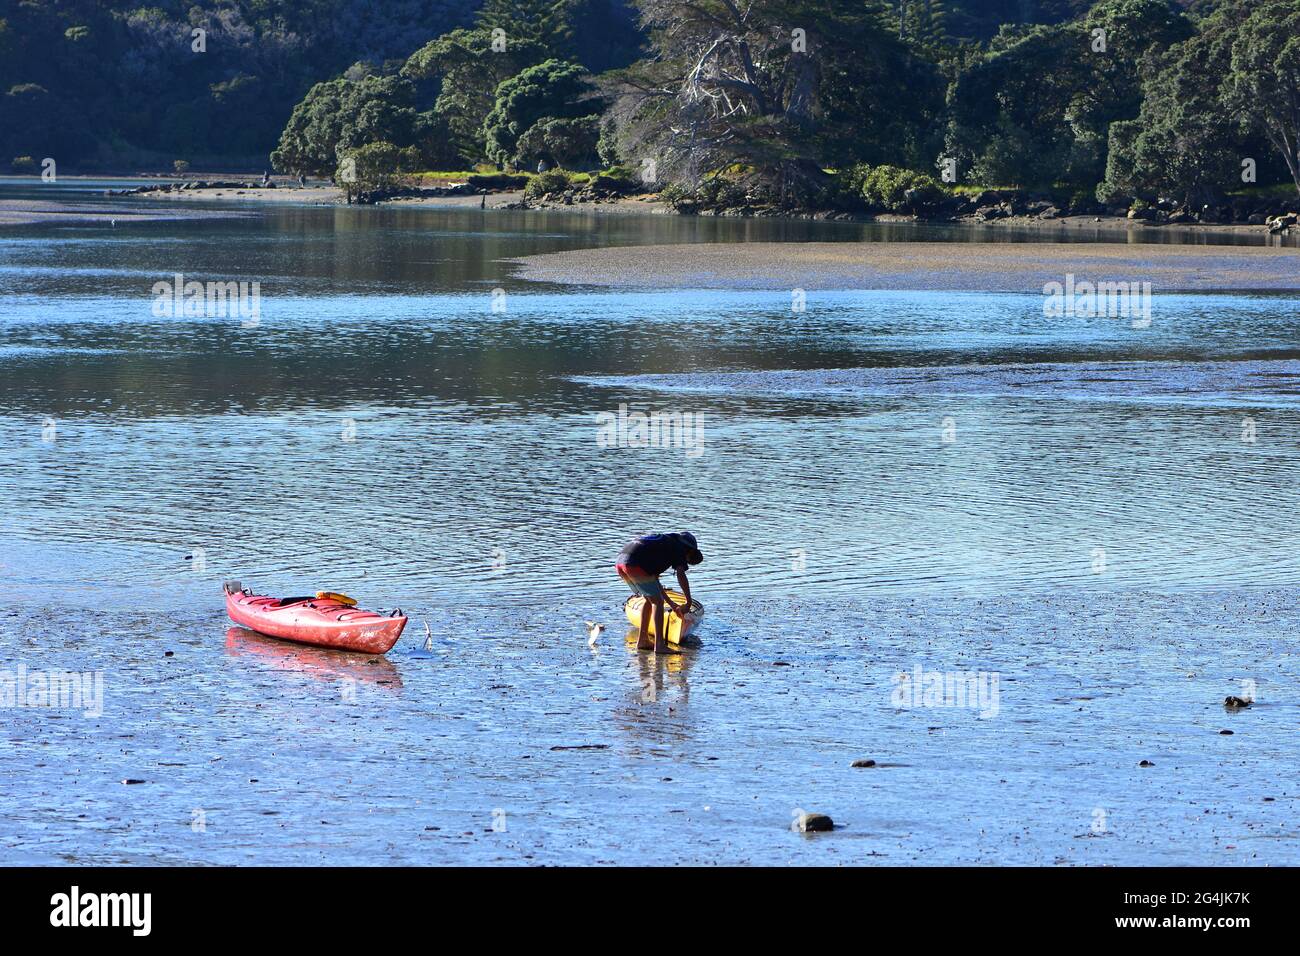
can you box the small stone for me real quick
[1224,696,1252,709]
[164,650,174,657]
[796,811,833,832]
[1138,760,1154,767]
[121,778,146,785]
[1219,730,1234,735]
[851,759,877,768]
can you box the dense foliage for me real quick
[0,1,484,167]
[481,58,594,168]
[3,0,1298,208]
[270,72,452,176]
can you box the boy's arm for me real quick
[673,568,692,614]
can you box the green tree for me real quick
[482,59,592,169]
[1224,0,1300,196]
[271,71,448,177]
[1072,0,1193,136]
[403,28,548,166]
[514,114,601,169]
[1098,9,1240,204]
[945,24,1089,187]
[272,77,353,176]
[476,0,577,56]
[604,0,944,202]
[337,140,421,201]
[945,0,1190,190]
[1101,0,1300,202]
[940,0,1093,41]
[1,82,92,161]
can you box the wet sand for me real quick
[0,199,243,226]
[2,588,1294,865]
[512,241,1300,292]
[136,184,343,205]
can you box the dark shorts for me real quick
[616,563,664,599]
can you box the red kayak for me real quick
[223,581,407,654]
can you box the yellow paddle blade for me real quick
[316,591,358,606]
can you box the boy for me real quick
[616,532,704,653]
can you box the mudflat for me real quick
[511,240,1300,293]
[0,198,242,226]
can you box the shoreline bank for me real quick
[3,178,1295,250]
[97,178,1300,240]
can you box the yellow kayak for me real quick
[623,589,704,644]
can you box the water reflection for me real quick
[224,626,403,693]
[610,633,698,754]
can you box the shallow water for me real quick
[2,182,1299,864]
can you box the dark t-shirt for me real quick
[618,534,692,576]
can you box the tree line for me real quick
[270,0,1300,212]
[3,1,1297,212]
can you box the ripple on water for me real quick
[573,358,1300,408]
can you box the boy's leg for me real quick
[637,594,655,650]
[653,597,671,654]
[621,564,658,651]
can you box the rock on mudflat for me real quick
[851,759,877,768]
[797,811,834,832]
[1224,696,1252,709]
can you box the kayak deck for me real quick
[623,589,703,644]
[224,582,406,654]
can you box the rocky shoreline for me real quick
[409,181,1300,237]
[661,186,1300,235]
[96,176,1300,238]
